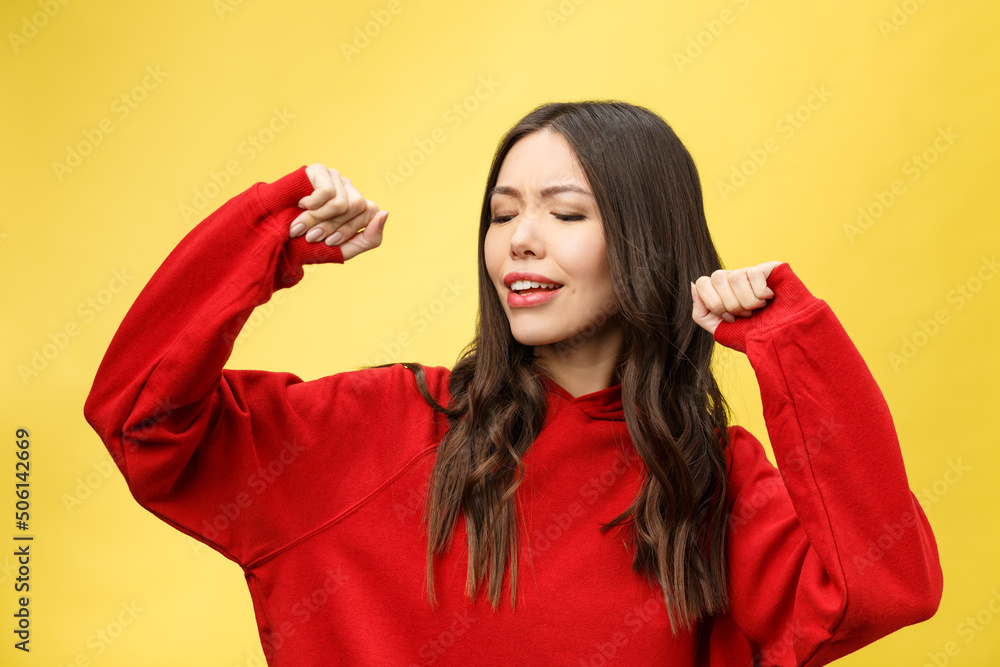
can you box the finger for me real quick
[337,209,388,261]
[309,184,372,244]
[308,174,357,223]
[708,270,742,322]
[694,275,733,323]
[694,275,723,312]
[291,169,347,237]
[322,178,368,226]
[324,198,379,247]
[728,269,767,315]
[692,278,725,331]
[297,165,340,211]
[365,209,389,245]
[301,175,364,243]
[691,280,706,316]
[755,260,783,280]
[748,266,775,301]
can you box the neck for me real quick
[533,318,623,398]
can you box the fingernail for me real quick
[325,231,343,246]
[305,227,324,243]
[290,222,306,238]
[381,212,389,229]
[723,313,736,323]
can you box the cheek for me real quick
[483,235,495,267]
[483,231,503,287]
[587,263,614,301]
[567,236,610,288]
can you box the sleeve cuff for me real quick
[249,166,346,290]
[254,165,313,217]
[712,262,819,353]
[253,165,345,270]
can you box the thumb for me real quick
[338,210,389,262]
[690,281,707,317]
[363,210,388,243]
[691,281,719,334]
[367,210,389,246]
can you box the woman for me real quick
[84,101,942,666]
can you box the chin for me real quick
[508,325,568,348]
[510,332,551,347]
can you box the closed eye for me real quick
[488,214,585,223]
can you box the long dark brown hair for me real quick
[365,100,734,633]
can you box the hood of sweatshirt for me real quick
[539,374,624,422]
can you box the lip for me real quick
[502,271,564,308]
[507,286,562,308]
[502,271,563,288]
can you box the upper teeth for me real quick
[511,280,559,291]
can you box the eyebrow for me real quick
[489,184,594,200]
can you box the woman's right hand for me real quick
[288,163,388,262]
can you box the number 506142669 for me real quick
[15,428,30,530]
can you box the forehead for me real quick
[493,129,590,195]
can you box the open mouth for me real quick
[509,280,564,295]
[506,281,563,307]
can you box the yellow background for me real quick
[2,0,998,664]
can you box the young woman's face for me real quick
[484,129,622,354]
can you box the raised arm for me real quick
[82,165,413,568]
[695,263,943,666]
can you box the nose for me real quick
[508,212,544,258]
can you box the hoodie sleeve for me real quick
[710,262,943,666]
[83,167,446,568]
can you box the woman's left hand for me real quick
[690,261,783,335]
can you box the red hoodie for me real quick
[83,166,942,666]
